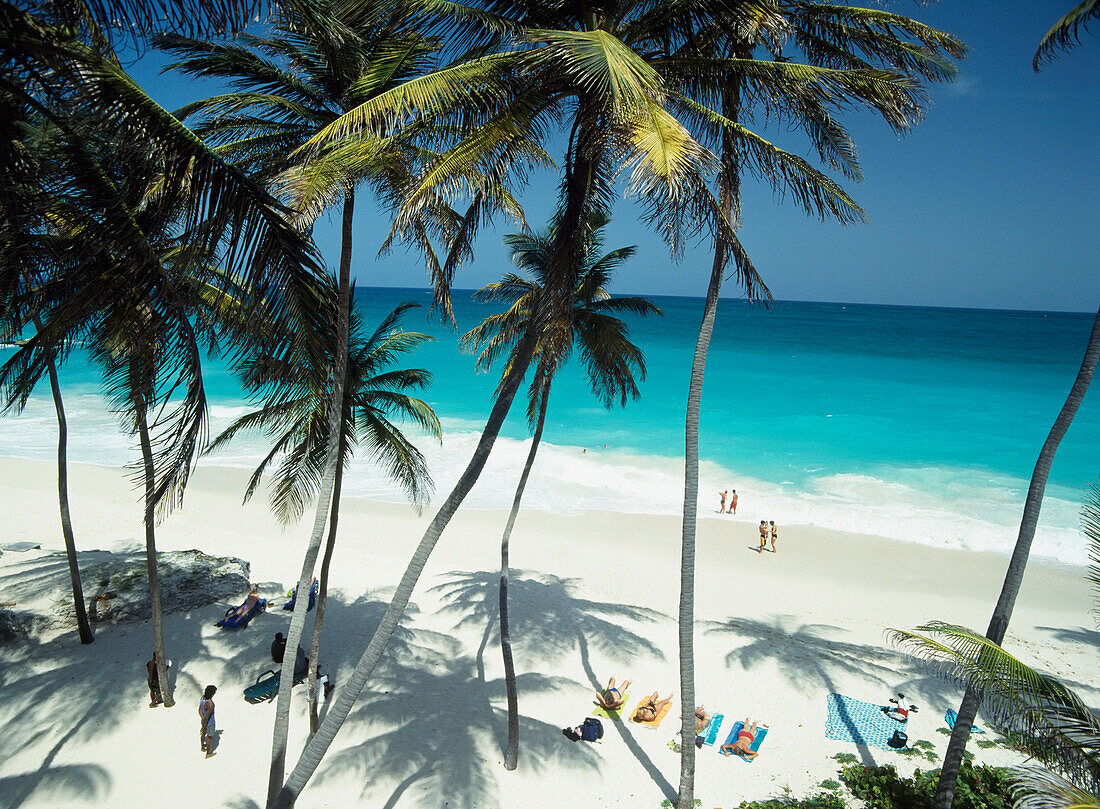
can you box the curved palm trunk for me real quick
[35,313,92,645]
[271,327,538,809]
[136,403,173,707]
[308,445,343,734]
[934,304,1100,809]
[677,75,741,809]
[499,387,549,770]
[268,190,355,805]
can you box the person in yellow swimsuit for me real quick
[759,521,767,552]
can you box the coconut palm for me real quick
[0,106,95,645]
[157,9,470,789]
[461,213,659,770]
[271,2,948,803]
[206,298,442,731]
[659,6,966,802]
[1034,1,1100,69]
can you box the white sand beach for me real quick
[1,456,1096,809]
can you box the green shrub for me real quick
[832,752,859,764]
[819,779,842,791]
[912,740,936,751]
[840,762,1012,809]
[736,794,846,809]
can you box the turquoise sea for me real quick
[2,288,1097,566]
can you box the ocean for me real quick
[2,288,1097,566]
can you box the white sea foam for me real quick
[1,404,1089,567]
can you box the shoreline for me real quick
[1,456,1096,809]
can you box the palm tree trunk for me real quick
[934,303,1100,809]
[34,314,92,645]
[268,189,355,805]
[136,402,173,707]
[308,444,343,734]
[677,74,741,809]
[271,327,538,809]
[499,387,549,771]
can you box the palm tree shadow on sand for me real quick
[707,615,926,766]
[431,569,677,800]
[310,628,595,809]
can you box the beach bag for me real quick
[887,729,908,749]
[580,717,604,742]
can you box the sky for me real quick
[125,1,1100,313]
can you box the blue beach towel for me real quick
[719,721,768,760]
[701,713,724,747]
[825,693,903,750]
[945,709,984,734]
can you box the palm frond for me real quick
[1034,1,1100,70]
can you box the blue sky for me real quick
[128,1,1099,312]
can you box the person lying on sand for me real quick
[229,585,262,619]
[633,692,673,723]
[721,717,766,759]
[595,677,632,711]
[694,706,712,735]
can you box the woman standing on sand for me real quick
[199,685,217,758]
[770,521,778,553]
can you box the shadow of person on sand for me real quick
[707,614,926,767]
[310,628,596,809]
[431,569,677,801]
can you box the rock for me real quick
[50,549,251,627]
[0,609,30,644]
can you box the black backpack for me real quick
[887,729,908,749]
[580,717,604,742]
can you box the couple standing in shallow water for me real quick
[759,521,777,553]
[718,489,737,514]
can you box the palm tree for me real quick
[271,2,952,803]
[930,306,1100,809]
[461,213,659,770]
[1034,1,1100,69]
[892,482,1100,809]
[0,107,94,645]
[157,9,457,790]
[207,299,442,731]
[662,6,965,803]
[2,11,320,703]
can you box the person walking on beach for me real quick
[769,521,778,553]
[730,489,738,515]
[718,490,728,513]
[199,685,217,758]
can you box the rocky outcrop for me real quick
[50,549,251,627]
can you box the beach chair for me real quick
[243,666,307,703]
[215,597,267,629]
[283,579,318,612]
[945,709,984,734]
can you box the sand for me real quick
[0,456,1096,809]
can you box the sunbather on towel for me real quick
[721,717,766,759]
[694,706,711,735]
[595,677,632,711]
[229,586,262,620]
[633,692,673,723]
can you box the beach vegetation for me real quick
[820,779,842,791]
[841,763,1013,809]
[462,210,659,770]
[834,753,860,764]
[732,793,846,809]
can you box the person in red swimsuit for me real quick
[721,717,766,759]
